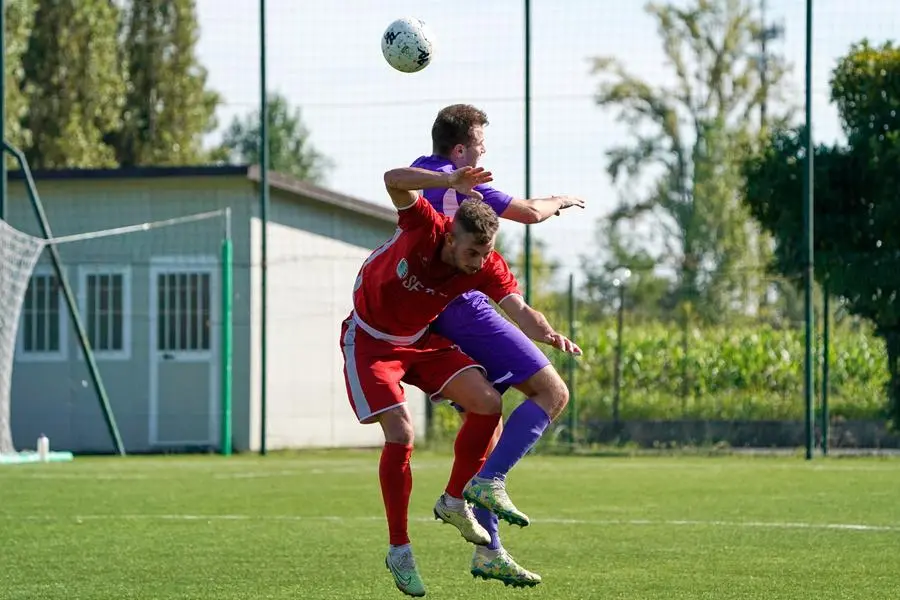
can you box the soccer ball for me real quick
[381,17,435,73]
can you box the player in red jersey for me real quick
[340,165,579,597]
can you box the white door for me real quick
[149,258,218,447]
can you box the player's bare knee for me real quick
[550,379,570,417]
[466,385,502,415]
[440,368,502,415]
[522,366,569,420]
[535,386,567,421]
[383,420,415,445]
[377,406,415,445]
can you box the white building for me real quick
[6,165,425,454]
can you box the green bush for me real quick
[425,320,888,444]
[547,320,888,422]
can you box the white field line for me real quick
[3,458,899,477]
[1,464,454,480]
[5,463,897,481]
[0,465,412,480]
[211,464,440,479]
[3,514,899,533]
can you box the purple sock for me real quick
[475,506,501,550]
[479,399,550,480]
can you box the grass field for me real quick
[2,450,899,599]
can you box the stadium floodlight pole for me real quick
[757,0,783,130]
[759,0,767,127]
[523,0,532,304]
[612,270,628,429]
[821,280,830,455]
[802,0,815,461]
[259,0,270,456]
[1,0,6,221]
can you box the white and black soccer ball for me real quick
[381,17,435,73]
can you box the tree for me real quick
[113,0,220,166]
[21,0,125,169]
[742,40,900,427]
[3,0,35,163]
[587,0,791,322]
[215,93,332,184]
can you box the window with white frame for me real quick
[80,267,130,359]
[19,269,66,359]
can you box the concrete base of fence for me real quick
[584,419,900,449]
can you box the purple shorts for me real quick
[431,291,551,407]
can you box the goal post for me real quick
[0,142,235,461]
[3,141,124,456]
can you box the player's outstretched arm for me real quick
[500,195,586,225]
[498,294,582,355]
[384,166,494,210]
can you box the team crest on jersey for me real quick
[396,258,409,279]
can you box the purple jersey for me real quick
[409,153,550,396]
[410,155,513,218]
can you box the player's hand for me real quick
[449,166,493,200]
[546,332,582,355]
[553,195,585,216]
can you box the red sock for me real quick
[445,412,501,498]
[379,442,413,546]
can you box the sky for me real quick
[193,0,899,287]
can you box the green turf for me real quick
[1,450,899,599]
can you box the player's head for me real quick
[432,104,488,168]
[445,199,500,274]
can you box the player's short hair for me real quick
[453,199,499,246]
[432,104,489,155]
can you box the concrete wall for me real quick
[248,186,426,450]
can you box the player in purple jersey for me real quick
[412,104,584,587]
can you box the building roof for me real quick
[245,165,396,223]
[9,164,398,224]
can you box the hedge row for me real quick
[428,320,889,439]
[548,320,889,421]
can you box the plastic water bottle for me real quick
[37,434,49,462]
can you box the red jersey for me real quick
[351,195,521,345]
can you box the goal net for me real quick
[0,220,46,455]
[0,209,231,461]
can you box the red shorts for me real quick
[339,317,484,423]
